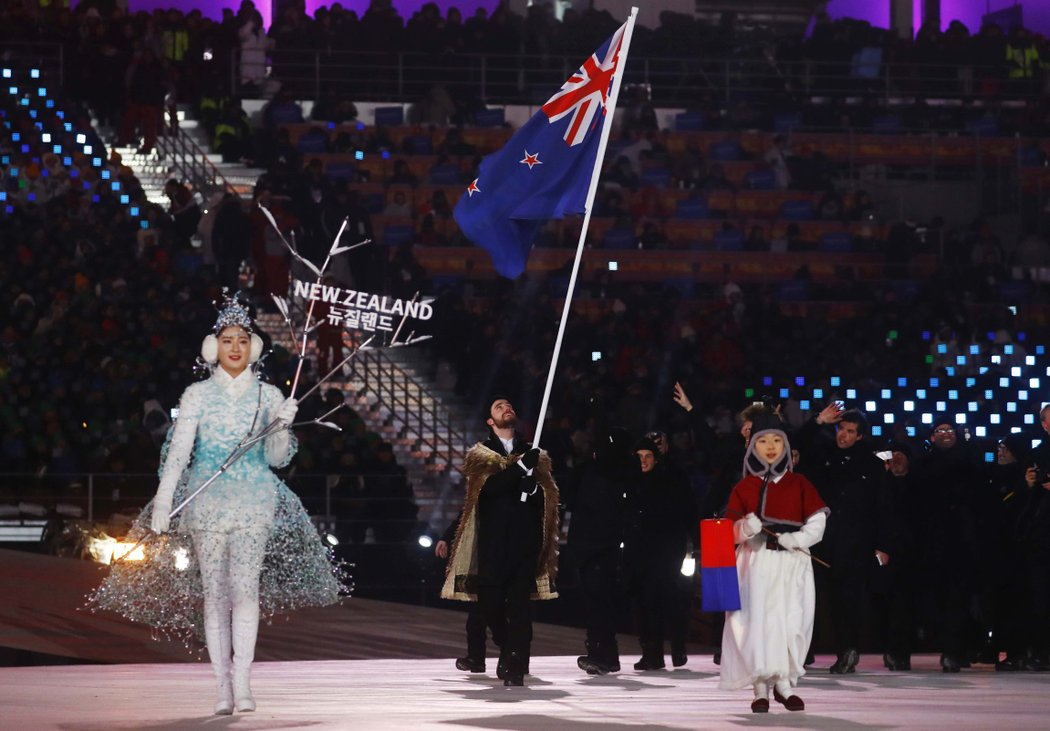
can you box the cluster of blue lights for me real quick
[749,337,1046,461]
[1,67,148,229]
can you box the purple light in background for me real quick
[88,1,502,28]
[826,0,1049,36]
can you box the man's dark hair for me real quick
[839,409,869,435]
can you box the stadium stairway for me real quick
[256,313,473,533]
[105,108,262,206]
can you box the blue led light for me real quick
[91,194,99,203]
[92,158,101,167]
[1038,345,1045,355]
[52,144,61,153]
[929,378,939,387]
[7,86,15,95]
[881,389,891,399]
[69,168,78,178]
[966,378,975,387]
[63,156,71,165]
[904,400,914,411]
[948,390,958,400]
[1005,345,1014,355]
[0,192,5,201]
[1019,390,1029,400]
[1025,414,1035,424]
[110,181,119,191]
[921,331,930,340]
[897,377,907,387]
[970,344,980,354]
[101,169,110,179]
[956,355,966,365]
[884,413,895,424]
[985,452,994,463]
[846,388,856,399]
[120,194,129,204]
[945,367,955,376]
[968,402,977,412]
[800,400,810,410]
[26,192,34,201]
[762,376,773,386]
[871,426,882,437]
[1018,332,1026,342]
[937,343,947,354]
[1,69,10,78]
[45,99,54,108]
[936,401,946,411]
[30,69,39,78]
[985,389,993,399]
[355,150,364,161]
[12,132,19,141]
[130,206,139,216]
[987,331,996,341]
[1000,377,1009,387]
[64,122,71,131]
[795,376,805,386]
[779,388,789,398]
[906,426,916,437]
[1027,356,1036,366]
[1007,402,1017,412]
[140,220,149,230]
[865,401,877,411]
[381,150,390,159]
[830,376,841,387]
[37,87,46,96]
[812,388,823,399]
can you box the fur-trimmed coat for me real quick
[440,438,560,601]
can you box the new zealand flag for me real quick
[453,22,627,279]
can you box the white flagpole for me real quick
[530,6,639,448]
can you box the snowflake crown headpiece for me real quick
[212,290,254,334]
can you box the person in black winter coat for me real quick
[210,194,251,293]
[872,442,921,671]
[566,427,638,674]
[623,436,698,670]
[912,419,985,672]
[1017,405,1050,670]
[986,434,1032,671]
[795,404,892,674]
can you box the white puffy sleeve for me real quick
[263,385,297,468]
[791,510,827,550]
[155,384,203,506]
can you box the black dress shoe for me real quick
[455,657,485,673]
[830,648,858,674]
[713,650,721,665]
[941,654,961,673]
[503,674,524,687]
[671,652,688,668]
[751,698,769,713]
[773,687,805,712]
[883,653,911,671]
[577,655,611,675]
[633,656,666,671]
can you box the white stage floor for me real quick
[3,653,1050,730]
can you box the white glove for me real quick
[742,512,762,539]
[777,531,800,550]
[150,472,177,533]
[276,397,298,428]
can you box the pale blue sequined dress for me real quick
[88,369,346,644]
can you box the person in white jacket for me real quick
[719,413,829,713]
[90,295,343,715]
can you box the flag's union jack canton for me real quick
[453,22,628,279]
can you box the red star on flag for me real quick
[520,150,543,169]
[466,178,480,197]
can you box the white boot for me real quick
[232,603,260,712]
[203,602,233,715]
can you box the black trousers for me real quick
[577,551,621,653]
[821,565,869,654]
[633,566,689,655]
[477,558,535,673]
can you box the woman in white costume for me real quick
[90,295,343,715]
[719,413,828,713]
